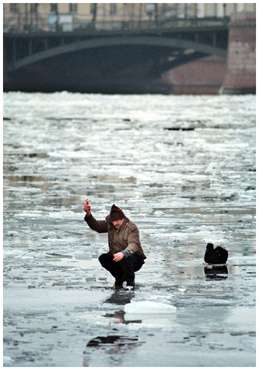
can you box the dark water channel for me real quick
[3,93,256,366]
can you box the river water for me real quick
[3,92,256,367]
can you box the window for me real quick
[145,3,155,16]
[10,4,17,13]
[50,4,58,12]
[69,3,77,13]
[90,3,97,15]
[110,4,116,15]
[31,4,38,13]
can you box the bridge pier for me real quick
[221,12,256,94]
[161,55,226,94]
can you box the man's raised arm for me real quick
[83,199,108,233]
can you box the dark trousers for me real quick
[99,252,144,284]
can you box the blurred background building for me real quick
[3,3,256,94]
[3,3,255,32]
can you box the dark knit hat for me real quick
[110,204,125,221]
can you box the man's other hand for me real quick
[83,199,91,215]
[113,252,124,262]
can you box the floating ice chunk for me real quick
[124,300,176,329]
[3,356,14,366]
[125,300,176,315]
[178,288,186,293]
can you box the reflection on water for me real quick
[3,92,256,367]
[86,335,139,348]
[104,310,142,325]
[6,175,47,182]
[204,265,229,280]
[83,334,142,367]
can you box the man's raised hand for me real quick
[83,199,92,215]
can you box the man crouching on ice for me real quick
[83,199,146,289]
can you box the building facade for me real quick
[3,3,256,33]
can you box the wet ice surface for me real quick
[3,93,256,366]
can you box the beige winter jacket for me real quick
[84,213,146,259]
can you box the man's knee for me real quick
[98,253,112,268]
[127,254,144,272]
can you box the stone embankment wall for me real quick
[221,12,256,94]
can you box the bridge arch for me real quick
[10,35,227,72]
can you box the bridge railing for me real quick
[75,17,230,32]
[4,13,230,34]
[159,16,230,29]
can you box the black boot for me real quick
[126,273,135,288]
[113,280,123,290]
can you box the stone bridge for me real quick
[5,18,229,73]
[3,15,255,93]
